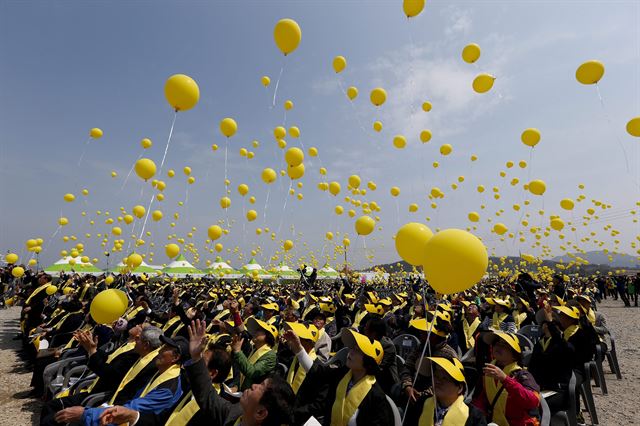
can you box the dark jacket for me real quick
[528,322,572,391]
[378,336,399,395]
[87,345,140,395]
[292,362,330,425]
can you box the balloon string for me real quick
[77,137,92,167]
[272,61,285,108]
[137,194,155,242]
[159,110,178,174]
[337,79,369,138]
[263,187,271,222]
[278,181,293,235]
[120,152,144,192]
[224,138,229,187]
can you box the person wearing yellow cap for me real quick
[473,331,541,426]
[231,316,278,391]
[283,328,394,425]
[281,322,329,424]
[481,299,516,333]
[455,301,481,354]
[512,298,534,330]
[417,357,486,425]
[259,302,280,327]
[306,305,332,362]
[552,305,597,371]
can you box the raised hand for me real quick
[187,319,207,361]
[231,334,244,353]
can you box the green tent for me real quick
[44,256,103,276]
[206,256,242,278]
[162,254,204,277]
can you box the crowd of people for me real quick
[0,264,627,425]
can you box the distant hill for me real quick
[552,251,640,268]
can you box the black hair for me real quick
[362,354,381,376]
[207,347,232,384]
[363,317,387,340]
[264,331,276,348]
[260,375,295,426]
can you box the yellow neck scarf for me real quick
[353,309,368,328]
[125,306,144,321]
[587,309,595,325]
[419,395,469,426]
[140,364,181,397]
[239,344,272,388]
[492,312,508,330]
[165,384,221,426]
[109,348,160,404]
[484,361,521,426]
[287,349,317,393]
[563,324,580,341]
[462,317,480,349]
[26,283,52,305]
[330,371,376,426]
[163,316,181,332]
[84,341,136,394]
[514,312,528,330]
[540,336,552,352]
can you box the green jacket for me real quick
[233,347,277,390]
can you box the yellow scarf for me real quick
[125,306,144,321]
[330,371,376,426]
[491,312,508,330]
[353,309,368,329]
[239,344,272,388]
[563,324,580,341]
[484,361,521,426]
[25,283,51,305]
[514,311,528,330]
[213,309,229,321]
[140,364,181,397]
[79,284,90,301]
[419,395,469,426]
[587,309,595,325]
[53,310,83,331]
[165,384,221,426]
[462,317,480,349]
[287,349,317,393]
[83,341,136,394]
[109,348,160,404]
[266,315,278,325]
[540,336,552,352]
[163,316,181,332]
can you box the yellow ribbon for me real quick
[419,395,469,426]
[287,349,316,393]
[140,364,181,398]
[330,371,376,426]
[484,361,520,426]
[108,348,160,404]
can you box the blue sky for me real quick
[2,1,640,270]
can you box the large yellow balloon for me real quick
[395,222,433,266]
[11,266,25,278]
[261,76,271,87]
[493,223,508,235]
[274,18,302,55]
[329,181,341,196]
[238,184,249,196]
[393,135,407,149]
[135,158,156,181]
[560,198,575,211]
[439,144,453,156]
[550,218,565,231]
[46,285,57,296]
[626,117,640,137]
[390,186,400,197]
[472,73,495,93]
[283,239,294,251]
[220,118,237,138]
[370,88,387,106]
[220,197,231,209]
[64,193,75,202]
[287,163,305,180]
[6,253,19,264]
[208,225,223,240]
[403,0,425,18]
[90,289,128,324]
[576,60,605,85]
[285,147,304,166]
[348,175,361,189]
[133,205,146,219]
[521,128,541,147]
[333,56,347,73]
[262,168,277,184]
[422,229,488,294]
[59,217,69,226]
[165,74,200,111]
[152,210,163,221]
[528,179,546,196]
[127,253,143,268]
[90,128,103,139]
[420,130,432,143]
[462,43,481,63]
[246,210,258,222]
[355,216,375,236]
[165,243,180,258]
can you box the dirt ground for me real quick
[0,299,637,425]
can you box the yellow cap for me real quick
[554,305,580,319]
[409,318,448,337]
[420,356,466,382]
[260,302,279,311]
[482,331,521,353]
[246,317,278,339]
[341,329,384,365]
[284,322,319,342]
[364,303,384,315]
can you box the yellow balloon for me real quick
[28,259,37,267]
[90,289,128,324]
[409,203,419,212]
[329,181,341,196]
[11,266,25,278]
[395,222,434,265]
[287,163,305,180]
[289,126,300,138]
[112,226,122,236]
[550,218,565,231]
[355,216,375,236]
[283,239,294,251]
[626,117,640,137]
[285,147,304,166]
[220,197,231,209]
[528,179,546,196]
[133,205,145,219]
[420,130,432,143]
[348,175,361,189]
[220,118,238,138]
[333,55,347,73]
[472,73,495,93]
[284,100,294,110]
[208,225,223,240]
[45,285,57,295]
[165,243,180,258]
[422,229,488,294]
[468,212,480,222]
[308,147,318,157]
[390,186,400,197]
[393,135,407,149]
[422,102,432,112]
[343,238,351,247]
[335,205,344,215]
[347,86,358,100]
[164,74,200,111]
[59,217,69,226]
[246,210,258,222]
[135,158,156,181]
[238,184,249,196]
[521,128,541,147]
[326,232,334,240]
[124,215,134,224]
[274,18,302,55]
[152,210,163,221]
[560,199,575,211]
[261,76,271,87]
[439,144,453,156]
[403,0,425,18]
[90,128,103,139]
[64,193,75,202]
[105,275,114,285]
[373,121,383,132]
[262,168,277,184]
[370,87,387,106]
[6,253,18,264]
[576,60,605,85]
[493,223,508,235]
[127,253,143,268]
[462,43,481,63]
[214,243,223,252]
[141,138,152,149]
